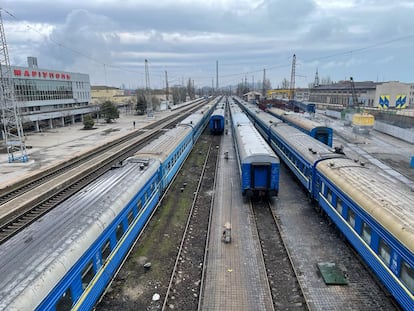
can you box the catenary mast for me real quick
[145,59,153,117]
[289,54,296,102]
[0,10,28,163]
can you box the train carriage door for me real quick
[252,164,270,189]
[213,119,220,131]
[314,129,329,146]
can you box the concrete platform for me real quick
[0,111,168,187]
[200,121,274,311]
[272,165,397,310]
[319,114,414,185]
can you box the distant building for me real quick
[243,91,262,103]
[11,57,95,132]
[91,86,173,113]
[294,88,310,101]
[91,86,135,106]
[309,80,413,109]
[266,88,309,101]
[309,80,379,107]
[375,81,413,110]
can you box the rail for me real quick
[0,102,206,244]
[251,199,310,310]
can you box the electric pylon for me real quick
[0,10,28,163]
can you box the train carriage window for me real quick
[304,167,310,178]
[116,223,124,242]
[327,188,333,203]
[347,209,355,228]
[400,261,414,294]
[379,239,391,266]
[336,197,343,215]
[81,260,95,290]
[137,200,142,211]
[56,288,73,311]
[362,223,371,245]
[127,209,134,226]
[101,240,111,263]
[321,182,326,195]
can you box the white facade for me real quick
[243,91,262,103]
[375,81,413,109]
[11,65,98,131]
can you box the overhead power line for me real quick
[2,7,414,85]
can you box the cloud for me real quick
[3,0,414,88]
[42,9,119,65]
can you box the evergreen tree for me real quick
[83,114,95,129]
[100,101,119,123]
[136,94,146,115]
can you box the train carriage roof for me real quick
[267,107,286,117]
[271,124,337,163]
[317,158,414,253]
[236,122,279,164]
[268,107,329,132]
[179,104,212,126]
[252,109,283,127]
[135,126,192,163]
[230,104,279,163]
[283,114,327,132]
[230,106,279,164]
[0,160,160,310]
[211,108,225,118]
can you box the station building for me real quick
[11,57,97,132]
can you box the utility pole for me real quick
[165,70,169,102]
[289,54,296,101]
[0,10,28,162]
[216,60,218,91]
[262,68,266,98]
[144,59,153,117]
[314,68,319,87]
[350,77,359,109]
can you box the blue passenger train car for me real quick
[0,101,216,311]
[267,107,333,147]
[229,98,279,197]
[291,100,316,113]
[237,95,414,310]
[209,103,225,135]
[314,159,414,311]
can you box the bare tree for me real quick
[187,78,195,100]
[281,78,289,89]
[236,83,250,97]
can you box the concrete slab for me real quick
[0,111,168,186]
[201,119,274,311]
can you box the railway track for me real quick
[162,135,220,310]
[0,103,204,203]
[0,103,206,244]
[251,199,309,310]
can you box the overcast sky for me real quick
[3,0,414,89]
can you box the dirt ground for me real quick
[97,131,214,310]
